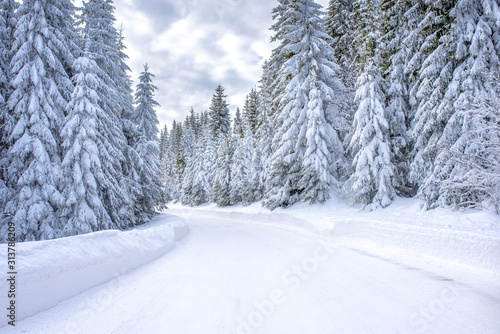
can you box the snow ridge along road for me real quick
[2,207,499,334]
[0,213,188,328]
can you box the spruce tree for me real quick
[212,137,233,206]
[325,0,357,89]
[268,0,296,138]
[0,8,9,146]
[167,120,182,199]
[181,128,210,206]
[253,62,275,200]
[265,0,346,208]
[163,125,178,202]
[0,0,18,111]
[0,11,9,220]
[0,1,19,238]
[61,51,113,235]
[116,27,143,220]
[6,0,77,240]
[80,0,133,227]
[429,0,500,208]
[159,125,168,163]
[243,88,260,136]
[350,62,396,209]
[133,64,164,222]
[230,126,253,204]
[202,118,217,197]
[349,0,397,209]
[209,85,231,140]
[441,95,500,212]
[233,107,244,139]
[377,0,417,196]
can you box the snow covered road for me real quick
[2,209,500,334]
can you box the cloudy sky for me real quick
[108,0,329,126]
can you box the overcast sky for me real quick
[102,0,329,126]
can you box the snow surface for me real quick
[0,213,188,327]
[1,198,499,333]
[188,198,500,295]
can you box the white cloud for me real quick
[78,0,330,126]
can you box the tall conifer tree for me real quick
[265,0,346,208]
[132,64,164,221]
[6,0,77,240]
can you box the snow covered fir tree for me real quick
[160,0,500,215]
[0,0,165,241]
[1,0,500,242]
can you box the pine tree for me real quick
[163,125,178,202]
[174,123,187,197]
[116,27,143,220]
[377,0,417,196]
[116,26,135,121]
[409,0,454,187]
[159,125,168,163]
[133,64,164,222]
[265,0,346,208]
[230,126,253,204]
[202,118,217,197]
[177,114,196,194]
[187,107,200,138]
[0,12,8,220]
[349,1,397,209]
[429,0,500,208]
[243,88,260,136]
[233,107,244,139]
[0,0,18,111]
[0,0,19,53]
[253,62,275,200]
[242,127,259,203]
[212,137,233,206]
[0,8,8,144]
[325,0,357,89]
[167,120,182,199]
[268,0,296,138]
[181,132,210,206]
[0,1,19,238]
[353,0,379,69]
[61,52,113,235]
[349,62,396,209]
[209,85,231,140]
[80,0,133,227]
[5,0,77,240]
[441,95,500,212]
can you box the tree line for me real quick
[160,0,500,213]
[0,0,163,241]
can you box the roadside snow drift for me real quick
[0,213,188,327]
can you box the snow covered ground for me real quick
[1,198,499,333]
[0,213,188,328]
[188,198,500,292]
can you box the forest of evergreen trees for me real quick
[1,0,499,241]
[160,0,500,213]
[0,0,164,241]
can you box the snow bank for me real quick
[0,213,188,326]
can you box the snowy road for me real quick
[3,209,500,334]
